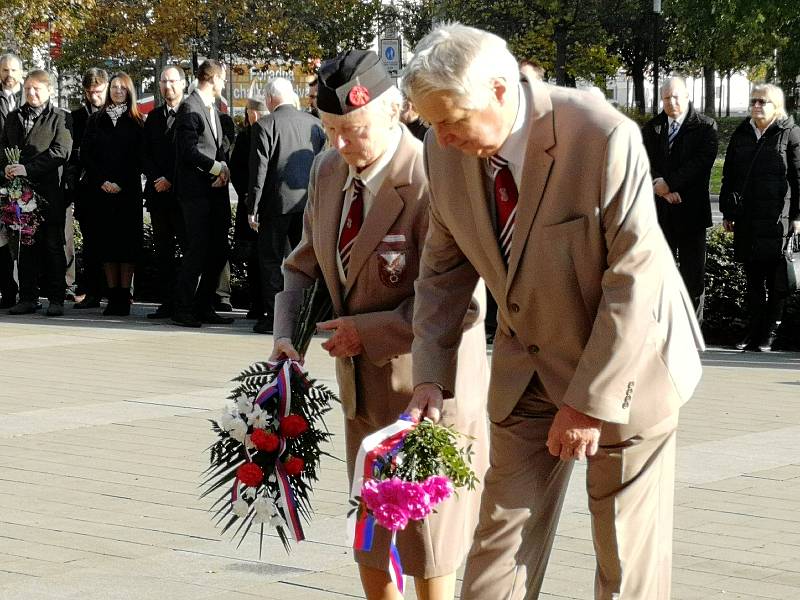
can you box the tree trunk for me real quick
[209,18,220,59]
[726,70,731,117]
[554,23,568,87]
[631,63,646,114]
[703,65,715,117]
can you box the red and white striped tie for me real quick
[489,155,518,265]
[338,178,365,277]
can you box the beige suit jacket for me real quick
[412,81,704,443]
[274,126,488,422]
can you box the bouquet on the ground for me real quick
[348,415,478,592]
[201,280,337,554]
[0,147,46,248]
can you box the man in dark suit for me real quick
[0,53,24,308]
[642,76,718,321]
[247,77,325,333]
[68,67,108,309]
[172,59,233,328]
[143,65,185,319]
[1,70,72,316]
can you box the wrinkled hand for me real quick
[101,181,121,193]
[653,178,670,197]
[546,404,602,461]
[317,317,362,358]
[663,191,682,204]
[723,219,735,233]
[248,214,259,232]
[4,164,26,179]
[211,174,226,188]
[153,177,172,193]
[269,337,301,362]
[405,383,443,424]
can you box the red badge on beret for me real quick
[348,85,370,107]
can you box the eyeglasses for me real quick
[750,98,772,107]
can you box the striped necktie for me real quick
[338,178,365,277]
[668,120,680,150]
[489,155,518,265]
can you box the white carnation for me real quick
[252,496,271,515]
[236,394,252,414]
[228,419,247,442]
[231,499,249,518]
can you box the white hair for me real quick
[752,83,787,119]
[660,76,687,97]
[401,23,520,110]
[266,77,297,104]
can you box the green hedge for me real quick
[703,225,800,350]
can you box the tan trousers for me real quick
[461,393,678,600]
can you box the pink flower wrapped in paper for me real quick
[1,146,47,248]
[348,416,476,593]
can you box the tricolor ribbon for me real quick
[348,414,417,593]
[232,359,310,542]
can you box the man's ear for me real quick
[492,78,509,105]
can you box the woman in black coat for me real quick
[82,72,145,316]
[720,83,800,351]
[230,98,268,319]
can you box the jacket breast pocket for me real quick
[375,234,410,289]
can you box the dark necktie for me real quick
[166,108,176,131]
[338,178,365,277]
[668,120,680,150]
[489,155,518,265]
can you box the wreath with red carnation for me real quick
[201,280,338,553]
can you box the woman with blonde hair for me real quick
[720,83,800,351]
[82,72,145,316]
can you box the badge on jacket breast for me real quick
[377,234,408,288]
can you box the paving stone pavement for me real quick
[1,304,799,599]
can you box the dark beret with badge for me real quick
[316,50,394,115]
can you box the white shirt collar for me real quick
[750,117,775,140]
[668,111,687,128]
[495,84,528,169]
[342,125,403,196]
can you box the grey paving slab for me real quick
[1,312,800,598]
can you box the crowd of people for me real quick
[0,22,799,600]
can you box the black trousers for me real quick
[175,192,230,314]
[257,212,303,317]
[148,195,186,308]
[662,225,707,322]
[0,243,17,304]
[744,257,787,325]
[75,196,105,298]
[18,210,67,303]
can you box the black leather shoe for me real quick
[74,295,101,309]
[147,305,173,319]
[214,299,233,312]
[8,300,38,315]
[196,311,234,325]
[45,302,64,317]
[172,312,202,328]
[252,318,274,334]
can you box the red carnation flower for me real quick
[280,414,309,438]
[348,85,370,107]
[237,462,264,487]
[251,429,280,452]
[283,456,305,476]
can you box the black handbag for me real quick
[726,139,766,219]
[785,232,800,292]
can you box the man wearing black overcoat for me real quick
[247,77,325,333]
[1,70,72,316]
[0,53,24,308]
[143,65,186,319]
[171,59,232,328]
[642,76,718,321]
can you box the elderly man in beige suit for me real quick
[270,50,489,600]
[403,24,704,600]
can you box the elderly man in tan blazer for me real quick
[402,24,704,600]
[269,50,489,600]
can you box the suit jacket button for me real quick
[528,344,539,354]
[510,303,520,313]
[622,400,630,409]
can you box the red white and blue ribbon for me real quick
[348,414,417,592]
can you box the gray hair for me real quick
[266,77,297,104]
[751,83,787,119]
[660,76,688,97]
[160,65,185,80]
[401,23,520,110]
[0,53,22,69]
